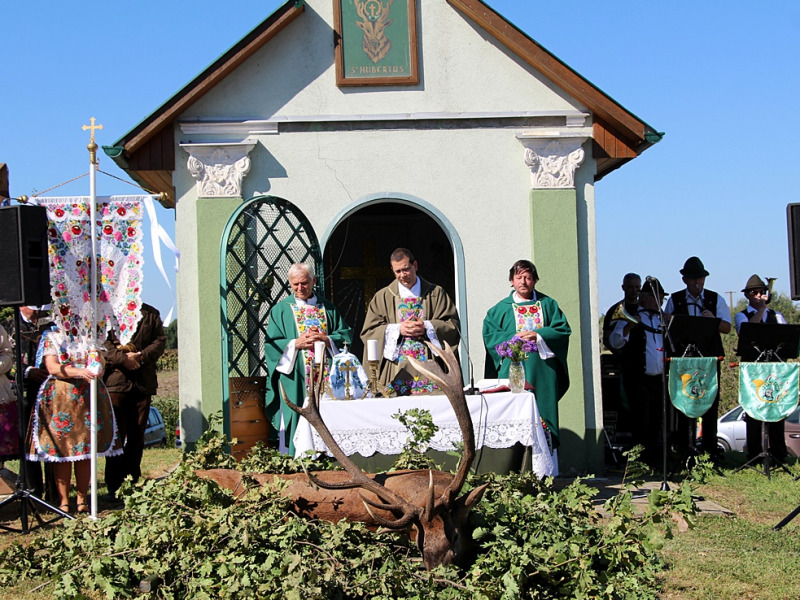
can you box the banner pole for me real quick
[83,117,103,520]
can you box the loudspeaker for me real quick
[788,204,800,300]
[0,205,51,306]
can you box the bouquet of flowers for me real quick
[495,335,538,362]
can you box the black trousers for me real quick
[105,391,152,494]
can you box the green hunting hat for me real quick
[679,256,709,278]
[741,274,767,292]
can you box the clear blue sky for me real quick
[4,1,799,318]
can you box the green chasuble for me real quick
[264,295,352,454]
[360,277,460,393]
[483,291,571,448]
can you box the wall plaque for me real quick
[334,0,419,86]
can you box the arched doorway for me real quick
[322,201,457,361]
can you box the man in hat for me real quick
[734,275,787,461]
[608,278,668,467]
[664,257,731,458]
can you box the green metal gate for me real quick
[220,196,323,446]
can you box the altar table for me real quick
[293,391,555,477]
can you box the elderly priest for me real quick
[264,262,353,454]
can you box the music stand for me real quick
[734,323,800,480]
[664,315,724,473]
[666,315,722,358]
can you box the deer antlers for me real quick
[280,342,475,527]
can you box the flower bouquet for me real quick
[495,335,538,362]
[495,335,538,393]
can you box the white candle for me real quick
[314,341,326,364]
[367,339,379,361]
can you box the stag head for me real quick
[282,342,487,570]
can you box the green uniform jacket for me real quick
[483,292,571,447]
[264,295,352,455]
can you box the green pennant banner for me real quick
[739,362,799,422]
[669,357,718,418]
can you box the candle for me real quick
[314,341,326,363]
[367,339,379,361]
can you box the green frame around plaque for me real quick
[334,0,419,87]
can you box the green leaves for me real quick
[0,429,696,599]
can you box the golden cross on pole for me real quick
[82,117,103,165]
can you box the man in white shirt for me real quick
[734,274,788,461]
[610,278,668,466]
[664,256,731,459]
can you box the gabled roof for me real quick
[107,0,660,207]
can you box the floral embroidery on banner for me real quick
[291,304,330,383]
[514,301,544,333]
[42,196,144,361]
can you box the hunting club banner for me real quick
[739,362,800,422]
[39,196,144,361]
[668,357,718,418]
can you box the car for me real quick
[144,406,168,448]
[714,404,800,457]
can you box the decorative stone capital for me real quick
[181,142,256,198]
[516,135,588,189]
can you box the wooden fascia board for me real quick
[121,1,305,155]
[446,0,648,147]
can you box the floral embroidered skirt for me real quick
[27,377,122,462]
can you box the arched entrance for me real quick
[322,200,459,362]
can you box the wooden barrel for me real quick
[228,376,270,460]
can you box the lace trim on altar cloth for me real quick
[307,418,548,458]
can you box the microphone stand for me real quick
[647,277,672,492]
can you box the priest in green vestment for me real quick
[483,260,571,448]
[264,262,353,454]
[360,248,460,395]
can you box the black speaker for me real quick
[788,203,800,300]
[0,205,51,306]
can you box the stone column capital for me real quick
[516,135,588,189]
[181,142,257,198]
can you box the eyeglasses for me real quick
[748,289,767,295]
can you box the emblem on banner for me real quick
[681,371,708,400]
[752,374,791,404]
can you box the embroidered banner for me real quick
[739,362,799,422]
[38,196,144,361]
[668,356,718,418]
[514,301,543,332]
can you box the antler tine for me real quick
[279,382,422,522]
[405,342,475,505]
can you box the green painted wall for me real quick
[530,188,602,474]
[192,197,242,445]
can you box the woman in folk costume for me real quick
[0,324,19,458]
[27,330,121,513]
[483,260,571,449]
[264,262,353,455]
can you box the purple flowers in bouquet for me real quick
[495,335,538,362]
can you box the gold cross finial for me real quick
[82,117,103,143]
[82,117,103,165]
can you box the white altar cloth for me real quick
[293,392,555,477]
